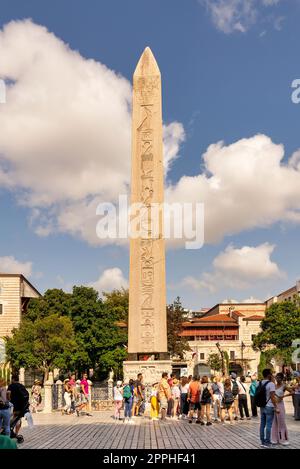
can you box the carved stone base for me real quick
[123,360,172,385]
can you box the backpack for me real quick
[123,385,132,400]
[254,380,270,408]
[231,379,239,397]
[222,389,234,405]
[201,384,211,401]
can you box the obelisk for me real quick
[124,47,171,384]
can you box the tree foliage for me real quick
[253,301,300,366]
[207,353,223,373]
[5,314,77,380]
[167,297,191,359]
[6,287,128,379]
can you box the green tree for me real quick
[167,297,191,359]
[5,315,77,381]
[23,286,128,378]
[253,301,300,368]
[207,353,223,374]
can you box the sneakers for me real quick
[188,419,193,423]
[281,441,290,446]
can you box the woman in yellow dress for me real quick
[150,382,160,420]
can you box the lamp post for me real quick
[216,342,226,376]
[241,341,246,375]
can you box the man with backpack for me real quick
[230,373,240,420]
[254,369,280,448]
[7,374,30,437]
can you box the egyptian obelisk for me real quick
[124,47,171,383]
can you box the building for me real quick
[0,274,41,363]
[179,302,266,377]
[266,280,300,308]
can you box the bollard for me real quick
[42,381,53,413]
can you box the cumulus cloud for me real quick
[0,21,299,250]
[163,122,185,175]
[182,243,283,292]
[166,135,300,245]
[0,256,32,277]
[0,20,184,246]
[89,267,128,295]
[201,0,282,34]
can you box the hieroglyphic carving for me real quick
[134,76,160,104]
[136,80,157,352]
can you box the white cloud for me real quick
[202,0,257,33]
[163,122,185,175]
[0,256,32,277]
[0,21,299,250]
[166,135,300,245]
[0,20,184,246]
[182,243,283,292]
[89,267,128,295]
[202,0,282,34]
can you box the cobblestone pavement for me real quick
[20,402,299,450]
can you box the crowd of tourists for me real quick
[0,372,93,448]
[113,369,300,448]
[61,373,92,417]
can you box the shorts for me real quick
[159,397,168,410]
[201,399,212,405]
[189,402,201,411]
[221,402,233,410]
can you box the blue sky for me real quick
[0,0,300,309]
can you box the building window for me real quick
[230,351,235,360]
[251,334,256,341]
[200,353,205,360]
[0,304,3,315]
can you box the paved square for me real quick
[19,400,299,450]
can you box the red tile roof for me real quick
[242,315,264,321]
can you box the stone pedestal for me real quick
[123,360,172,385]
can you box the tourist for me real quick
[74,380,86,416]
[0,434,17,449]
[123,379,134,423]
[167,373,175,417]
[132,373,143,417]
[187,376,201,424]
[257,368,280,448]
[138,382,146,417]
[200,376,213,426]
[249,374,258,417]
[0,378,11,437]
[171,378,181,419]
[271,373,294,446]
[212,376,223,422]
[68,374,76,413]
[62,379,72,415]
[30,380,42,413]
[179,377,190,419]
[292,374,300,420]
[80,373,91,412]
[113,380,123,420]
[7,374,30,436]
[237,376,251,420]
[158,372,171,421]
[220,378,234,425]
[150,382,159,421]
[230,373,240,420]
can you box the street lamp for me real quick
[216,342,226,376]
[241,341,246,374]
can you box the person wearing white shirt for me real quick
[237,376,251,420]
[259,369,280,448]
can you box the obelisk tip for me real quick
[134,46,160,77]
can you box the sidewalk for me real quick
[19,400,299,450]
